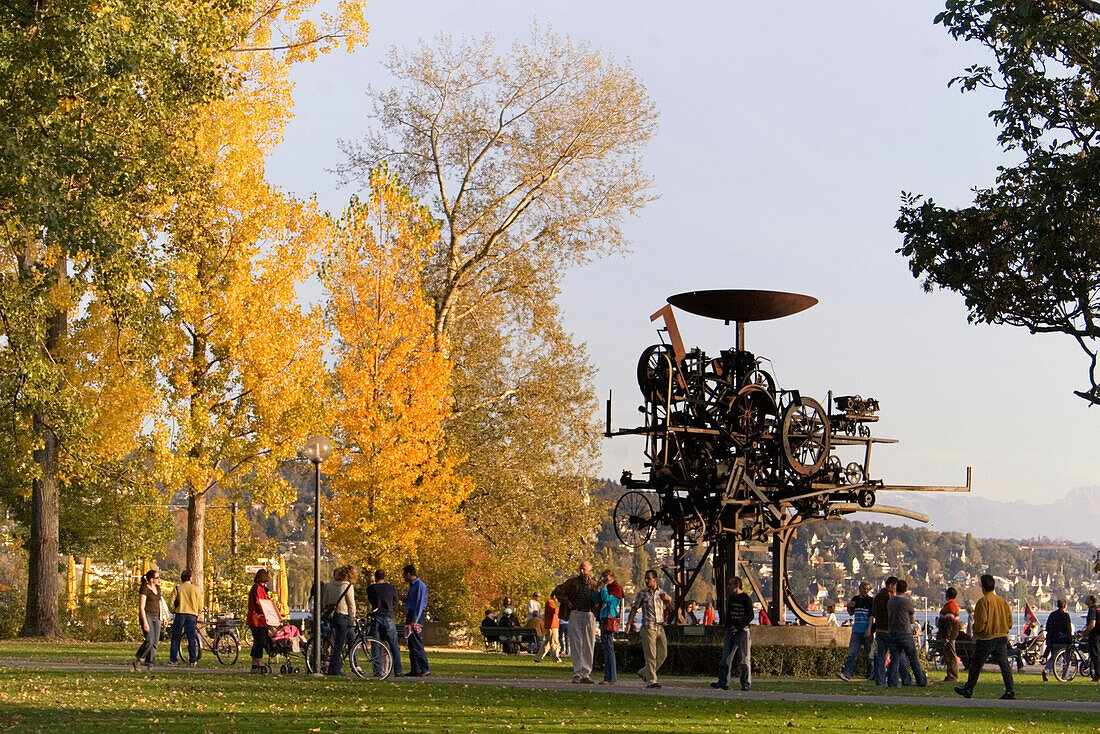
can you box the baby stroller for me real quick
[255,597,304,674]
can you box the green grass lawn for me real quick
[1,642,1098,732]
[0,669,1096,734]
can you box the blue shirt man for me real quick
[403,564,430,676]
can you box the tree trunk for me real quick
[187,486,206,589]
[21,256,67,638]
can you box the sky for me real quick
[266,1,1099,509]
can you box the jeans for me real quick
[407,614,430,675]
[841,629,873,679]
[963,636,1014,695]
[717,627,751,690]
[135,615,161,666]
[328,613,349,675]
[1089,634,1100,679]
[887,631,927,687]
[369,616,403,676]
[169,613,199,664]
[1044,643,1070,673]
[601,628,617,682]
[874,632,910,686]
[250,625,267,661]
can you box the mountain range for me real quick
[873,486,1096,545]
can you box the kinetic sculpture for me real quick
[606,290,969,624]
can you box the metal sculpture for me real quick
[605,290,970,625]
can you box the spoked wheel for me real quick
[729,384,777,444]
[843,462,865,486]
[746,368,776,398]
[614,491,655,547]
[637,344,678,403]
[303,636,332,675]
[1053,648,1078,682]
[361,637,394,679]
[214,632,240,665]
[780,397,831,475]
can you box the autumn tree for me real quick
[323,167,469,567]
[897,0,1100,404]
[339,28,658,592]
[156,1,368,588]
[0,0,244,637]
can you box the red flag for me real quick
[1024,602,1038,625]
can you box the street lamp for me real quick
[304,435,331,678]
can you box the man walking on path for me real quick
[838,580,874,681]
[366,569,402,677]
[553,561,599,683]
[1043,599,1073,681]
[629,569,673,689]
[871,577,910,687]
[168,569,202,667]
[955,574,1015,700]
[403,564,430,677]
[938,587,961,682]
[886,579,927,687]
[711,576,752,691]
[535,593,563,662]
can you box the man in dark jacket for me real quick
[871,576,912,687]
[1043,599,1073,681]
[366,569,402,677]
[711,577,752,691]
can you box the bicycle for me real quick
[1051,638,1093,682]
[189,615,240,666]
[303,615,394,679]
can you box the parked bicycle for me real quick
[303,615,394,679]
[189,614,240,666]
[1051,638,1092,682]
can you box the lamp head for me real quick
[304,435,332,464]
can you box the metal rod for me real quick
[312,461,322,677]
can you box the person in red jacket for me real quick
[247,568,272,672]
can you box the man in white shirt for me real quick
[526,592,543,653]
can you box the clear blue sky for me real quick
[267,1,1096,507]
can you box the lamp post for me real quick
[304,435,331,678]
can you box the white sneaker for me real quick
[837,672,851,681]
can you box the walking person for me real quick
[838,580,874,681]
[535,593,563,662]
[628,569,673,689]
[168,569,202,668]
[886,579,927,687]
[324,565,357,676]
[955,574,1016,700]
[247,568,272,673]
[1043,599,1073,681]
[937,586,961,682]
[132,569,164,671]
[597,569,624,685]
[711,576,752,691]
[403,564,430,676]
[553,560,599,683]
[366,569,403,677]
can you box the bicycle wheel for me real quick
[303,636,332,674]
[1053,647,1078,682]
[214,632,240,666]
[365,636,393,679]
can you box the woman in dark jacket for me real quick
[247,568,272,672]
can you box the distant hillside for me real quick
[874,486,1096,544]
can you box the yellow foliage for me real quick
[323,168,471,566]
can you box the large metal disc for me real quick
[667,289,817,322]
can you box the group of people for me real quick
[130,562,432,678]
[534,561,752,691]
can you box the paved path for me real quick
[2,660,1097,713]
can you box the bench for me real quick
[929,638,976,668]
[479,625,539,652]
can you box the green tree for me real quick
[0,0,241,637]
[897,0,1100,404]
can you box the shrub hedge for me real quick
[594,640,873,678]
